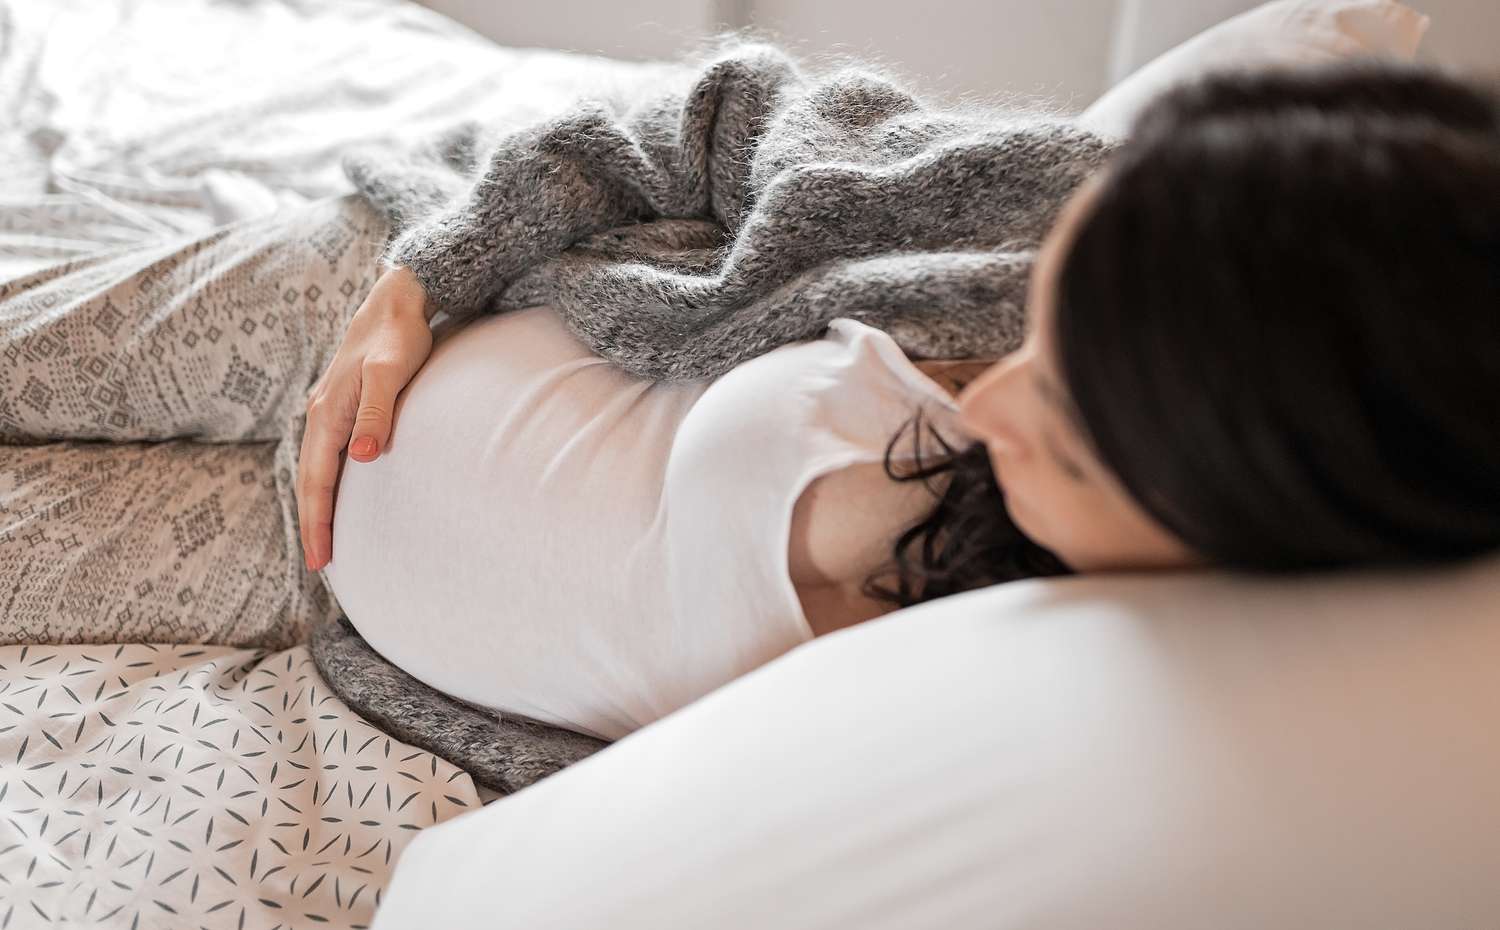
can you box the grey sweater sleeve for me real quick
[365,44,801,324]
[341,38,1118,380]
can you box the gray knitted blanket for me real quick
[312,36,1121,794]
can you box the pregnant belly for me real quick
[320,305,712,739]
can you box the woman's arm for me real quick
[377,260,435,321]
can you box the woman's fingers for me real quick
[298,389,354,572]
[295,390,319,571]
[291,266,433,575]
[348,358,397,462]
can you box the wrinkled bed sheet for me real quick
[0,0,673,925]
[0,0,677,276]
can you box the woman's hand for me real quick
[297,263,434,573]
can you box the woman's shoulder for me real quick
[824,317,995,401]
[788,458,955,636]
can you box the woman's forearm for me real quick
[377,260,435,323]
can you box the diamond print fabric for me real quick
[0,193,391,648]
[0,641,496,929]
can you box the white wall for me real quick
[416,0,726,62]
[742,0,1119,111]
[417,0,1499,112]
[1409,0,1500,72]
[415,0,1120,110]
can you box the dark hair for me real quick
[863,60,1500,608]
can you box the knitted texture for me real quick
[310,617,608,795]
[340,37,1123,382]
[319,37,1123,790]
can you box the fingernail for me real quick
[352,436,377,458]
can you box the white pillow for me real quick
[371,548,1500,929]
[1078,0,1431,140]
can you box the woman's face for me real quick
[954,172,1203,573]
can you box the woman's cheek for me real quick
[1001,471,1050,541]
[1012,477,1091,563]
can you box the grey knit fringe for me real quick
[310,617,608,795]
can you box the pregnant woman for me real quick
[2,61,1496,743]
[305,63,1498,741]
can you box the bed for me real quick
[8,1,1484,928]
[0,1,672,925]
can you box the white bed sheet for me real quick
[0,0,673,926]
[0,0,677,275]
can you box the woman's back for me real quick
[321,305,973,740]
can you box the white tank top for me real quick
[322,305,976,741]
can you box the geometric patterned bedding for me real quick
[0,642,495,929]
